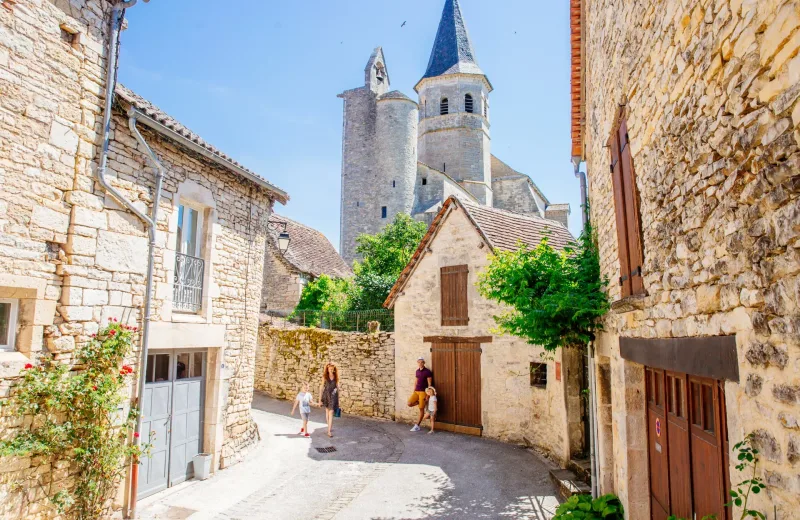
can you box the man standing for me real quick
[408,356,433,432]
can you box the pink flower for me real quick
[24,363,33,369]
[109,329,116,336]
[133,432,140,438]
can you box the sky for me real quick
[119,0,580,248]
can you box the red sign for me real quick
[655,418,662,437]
[555,362,561,382]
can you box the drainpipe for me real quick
[95,2,160,518]
[573,156,599,498]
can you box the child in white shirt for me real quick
[424,386,437,434]
[291,382,313,438]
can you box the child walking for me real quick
[291,382,313,438]
[424,386,437,434]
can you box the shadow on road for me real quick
[252,391,559,520]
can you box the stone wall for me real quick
[391,206,579,464]
[261,243,303,312]
[0,0,276,515]
[582,0,800,516]
[255,325,395,420]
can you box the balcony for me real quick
[173,252,204,313]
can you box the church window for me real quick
[465,94,474,113]
[392,180,396,188]
[440,98,449,115]
[356,201,360,207]
[483,95,488,117]
[422,178,427,186]
[375,64,385,83]
[381,206,387,219]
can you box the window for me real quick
[356,201,360,207]
[422,178,427,186]
[145,353,171,382]
[59,25,78,47]
[440,98,449,115]
[465,94,474,113]
[176,352,204,380]
[530,362,547,387]
[483,95,488,117]
[381,206,387,219]
[440,265,468,326]
[392,180,396,188]
[174,203,205,313]
[0,299,19,351]
[609,109,644,298]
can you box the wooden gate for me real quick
[646,368,730,520]
[429,340,483,436]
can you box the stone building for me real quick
[338,0,569,264]
[261,214,353,312]
[0,1,287,516]
[572,0,800,517]
[384,196,583,464]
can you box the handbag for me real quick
[334,408,341,418]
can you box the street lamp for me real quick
[268,220,291,254]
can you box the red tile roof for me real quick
[570,0,584,159]
[269,214,353,279]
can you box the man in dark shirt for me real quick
[408,356,433,432]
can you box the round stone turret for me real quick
[377,92,418,224]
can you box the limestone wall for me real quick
[261,243,303,312]
[391,207,579,464]
[583,0,800,516]
[255,325,395,420]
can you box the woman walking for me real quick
[318,363,340,438]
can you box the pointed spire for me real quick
[421,0,485,81]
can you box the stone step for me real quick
[567,457,591,483]
[550,468,591,502]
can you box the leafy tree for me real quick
[477,223,609,351]
[294,274,352,313]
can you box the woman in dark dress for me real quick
[318,363,340,437]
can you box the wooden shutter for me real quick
[618,119,644,295]
[441,265,469,326]
[610,112,644,297]
[610,130,632,297]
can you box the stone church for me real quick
[338,0,569,264]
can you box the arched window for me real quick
[440,98,449,115]
[465,94,474,113]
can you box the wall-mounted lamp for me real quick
[268,219,290,255]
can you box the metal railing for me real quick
[173,252,204,312]
[262,309,394,333]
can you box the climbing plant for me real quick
[477,222,610,351]
[0,320,148,519]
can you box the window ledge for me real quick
[171,312,209,324]
[611,294,646,314]
[0,351,30,376]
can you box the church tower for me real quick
[416,0,493,205]
[339,48,419,265]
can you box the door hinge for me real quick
[631,266,642,278]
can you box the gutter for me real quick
[94,2,160,517]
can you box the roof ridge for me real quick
[460,200,568,229]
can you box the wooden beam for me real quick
[619,336,739,382]
[423,336,493,344]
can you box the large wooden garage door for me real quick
[430,341,482,435]
[646,368,730,520]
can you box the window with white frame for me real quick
[0,299,19,352]
[174,203,206,313]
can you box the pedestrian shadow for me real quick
[252,392,560,519]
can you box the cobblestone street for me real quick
[137,392,560,520]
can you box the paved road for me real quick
[137,392,560,520]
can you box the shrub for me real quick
[554,493,624,519]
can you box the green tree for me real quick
[477,223,609,351]
[295,274,352,313]
[350,213,427,310]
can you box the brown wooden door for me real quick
[666,372,692,519]
[645,368,730,520]
[646,368,669,520]
[430,341,482,435]
[688,376,726,520]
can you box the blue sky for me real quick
[120,0,579,247]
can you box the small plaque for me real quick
[555,362,562,382]
[655,442,662,453]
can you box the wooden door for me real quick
[688,376,726,520]
[666,372,692,519]
[430,341,482,435]
[646,368,669,520]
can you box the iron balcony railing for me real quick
[173,252,204,313]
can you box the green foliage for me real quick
[726,433,767,520]
[294,214,427,315]
[477,223,610,351]
[554,493,624,519]
[0,321,149,519]
[668,515,717,520]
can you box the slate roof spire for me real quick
[421,0,486,81]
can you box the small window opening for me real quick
[443,163,446,172]
[440,98,449,115]
[381,206,387,218]
[0,299,19,352]
[422,178,427,186]
[530,362,547,387]
[375,64,385,83]
[356,201,360,207]
[483,96,488,117]
[59,25,79,47]
[465,94,474,113]
[392,180,396,188]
